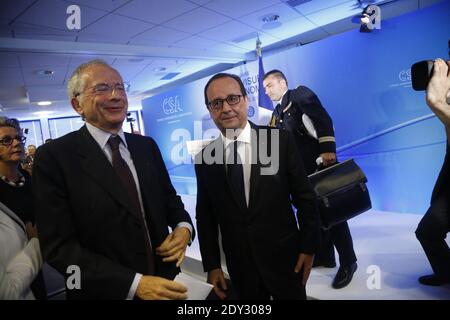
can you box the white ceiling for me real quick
[0,0,444,119]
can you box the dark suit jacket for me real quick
[195,123,320,299]
[33,125,194,299]
[270,86,336,174]
[431,142,450,202]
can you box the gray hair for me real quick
[67,59,112,99]
[0,116,21,132]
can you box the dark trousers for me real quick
[316,221,357,267]
[415,193,450,279]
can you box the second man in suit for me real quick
[195,73,320,299]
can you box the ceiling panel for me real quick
[229,32,279,51]
[208,42,248,53]
[115,0,198,24]
[61,0,131,12]
[205,0,280,18]
[291,0,353,15]
[0,0,36,21]
[10,22,78,41]
[0,19,13,37]
[0,52,20,68]
[112,64,148,82]
[79,14,154,42]
[186,0,214,5]
[199,20,259,42]
[67,54,116,68]
[263,16,317,40]
[303,1,360,27]
[237,2,304,30]
[23,66,67,86]
[164,7,230,34]
[0,68,25,86]
[130,26,191,45]
[112,57,154,66]
[26,85,68,103]
[174,35,220,50]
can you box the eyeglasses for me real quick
[207,94,242,111]
[76,82,130,97]
[0,135,27,146]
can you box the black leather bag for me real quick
[308,159,371,230]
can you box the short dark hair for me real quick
[263,69,288,86]
[204,73,247,107]
[0,116,22,133]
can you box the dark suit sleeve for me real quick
[194,159,221,272]
[33,145,136,299]
[149,138,194,238]
[284,131,321,254]
[291,86,336,154]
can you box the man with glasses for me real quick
[33,60,194,300]
[195,73,320,299]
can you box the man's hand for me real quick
[207,268,228,300]
[136,275,187,300]
[320,152,337,167]
[156,227,190,267]
[25,222,38,239]
[294,253,314,286]
[426,59,450,128]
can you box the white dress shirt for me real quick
[221,121,252,207]
[85,123,192,299]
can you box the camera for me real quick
[411,60,434,91]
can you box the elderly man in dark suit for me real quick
[33,60,194,300]
[195,73,320,300]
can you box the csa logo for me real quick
[399,69,411,82]
[163,96,183,115]
[248,105,255,117]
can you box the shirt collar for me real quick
[85,122,127,149]
[277,90,288,105]
[220,121,251,149]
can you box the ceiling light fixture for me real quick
[261,14,281,30]
[37,101,52,106]
[33,111,54,116]
[153,67,166,72]
[262,14,279,23]
[34,70,54,75]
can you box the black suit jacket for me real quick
[270,86,336,174]
[33,126,194,299]
[431,142,450,202]
[195,123,320,299]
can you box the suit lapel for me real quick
[76,126,140,220]
[206,138,247,212]
[125,134,156,221]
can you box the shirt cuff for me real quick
[176,222,193,244]
[127,273,143,300]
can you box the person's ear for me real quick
[71,97,83,117]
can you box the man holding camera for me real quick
[415,58,450,286]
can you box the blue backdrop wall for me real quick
[142,1,450,214]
